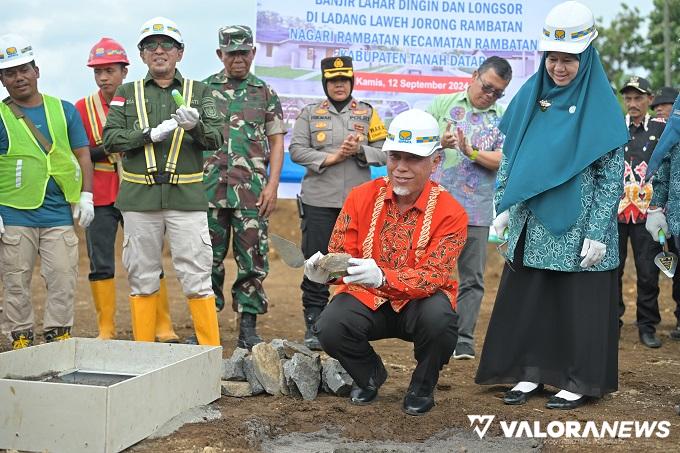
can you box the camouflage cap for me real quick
[219,25,253,52]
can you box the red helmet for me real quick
[87,37,129,67]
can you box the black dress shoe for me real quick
[670,323,680,341]
[545,395,588,410]
[350,383,379,405]
[349,363,388,405]
[402,391,435,416]
[502,384,544,405]
[640,331,662,348]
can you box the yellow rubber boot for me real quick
[188,295,221,346]
[155,277,180,343]
[90,279,116,339]
[129,293,158,342]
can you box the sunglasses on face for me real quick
[478,76,505,99]
[140,41,177,52]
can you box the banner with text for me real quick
[254,0,561,193]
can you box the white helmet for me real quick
[383,109,441,157]
[538,1,597,54]
[0,34,35,70]
[137,17,184,48]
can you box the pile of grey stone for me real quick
[220,339,354,401]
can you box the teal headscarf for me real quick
[497,46,629,236]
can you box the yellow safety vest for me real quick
[0,95,82,209]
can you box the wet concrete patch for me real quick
[7,370,136,386]
[260,428,542,452]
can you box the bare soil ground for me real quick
[2,200,680,452]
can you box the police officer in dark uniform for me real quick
[289,56,387,349]
[617,76,666,348]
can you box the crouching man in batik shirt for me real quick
[303,109,468,416]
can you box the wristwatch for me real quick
[142,127,153,144]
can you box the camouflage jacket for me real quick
[202,71,286,210]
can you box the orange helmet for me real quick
[87,37,129,67]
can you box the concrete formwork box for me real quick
[0,338,222,453]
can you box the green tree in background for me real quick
[594,4,646,89]
[596,1,680,90]
[642,0,680,88]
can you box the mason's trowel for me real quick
[270,233,305,268]
[654,230,678,278]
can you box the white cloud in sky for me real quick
[0,0,253,101]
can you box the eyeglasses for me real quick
[478,76,505,99]
[140,41,177,52]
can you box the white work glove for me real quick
[171,106,200,131]
[150,118,179,142]
[303,251,331,284]
[73,192,95,228]
[579,238,606,268]
[645,207,669,242]
[0,214,4,238]
[492,210,510,239]
[344,258,384,288]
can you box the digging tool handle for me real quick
[659,229,666,246]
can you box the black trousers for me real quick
[617,222,662,333]
[300,203,341,312]
[85,205,123,281]
[668,237,680,324]
[315,291,458,396]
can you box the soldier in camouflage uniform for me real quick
[203,25,286,349]
[290,56,388,350]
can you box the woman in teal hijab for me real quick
[476,1,628,410]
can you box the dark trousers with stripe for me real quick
[315,291,458,396]
[300,204,341,313]
[617,222,662,333]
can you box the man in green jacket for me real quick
[103,17,223,345]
